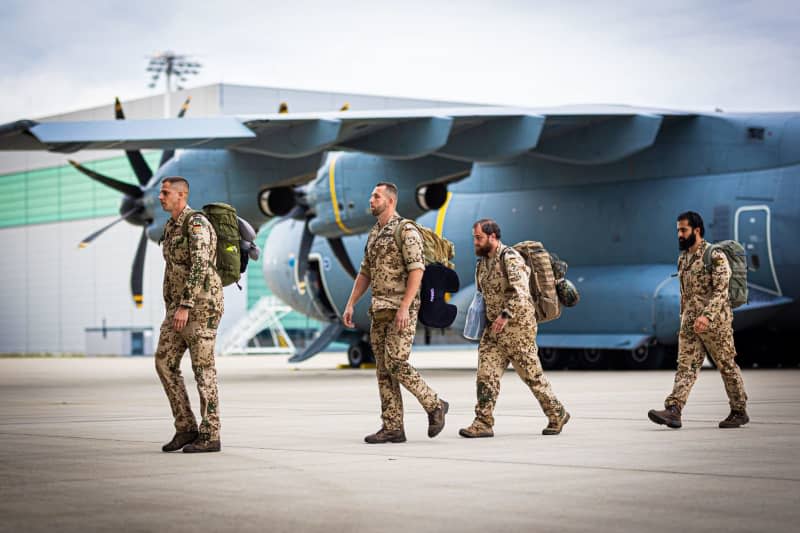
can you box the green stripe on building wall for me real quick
[0,154,160,228]
[1,153,321,332]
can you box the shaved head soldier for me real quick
[649,211,749,429]
[460,219,569,438]
[156,177,224,453]
[343,182,448,443]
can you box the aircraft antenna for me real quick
[146,51,202,118]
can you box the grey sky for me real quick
[1,0,799,122]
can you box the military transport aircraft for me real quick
[1,101,797,369]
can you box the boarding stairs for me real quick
[218,296,296,356]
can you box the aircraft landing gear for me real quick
[578,348,609,370]
[622,343,665,370]
[347,340,375,368]
[539,347,565,370]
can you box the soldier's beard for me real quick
[678,234,696,251]
[475,243,492,257]
[371,204,385,216]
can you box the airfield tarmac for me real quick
[1,350,798,533]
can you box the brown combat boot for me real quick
[427,399,449,438]
[648,405,682,429]
[719,410,749,428]
[182,435,221,453]
[543,407,570,435]
[364,428,407,444]
[458,420,494,438]
[161,430,198,452]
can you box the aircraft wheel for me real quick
[779,334,799,368]
[347,341,374,368]
[623,344,664,370]
[578,348,609,370]
[539,347,564,370]
[659,345,678,370]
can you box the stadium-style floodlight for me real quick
[146,51,202,117]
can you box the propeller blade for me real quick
[130,228,148,308]
[113,98,153,185]
[327,237,358,280]
[159,96,192,168]
[114,97,126,119]
[68,160,143,198]
[177,95,191,118]
[78,207,140,248]
[294,219,315,295]
[125,150,153,186]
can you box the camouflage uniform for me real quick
[155,205,224,441]
[473,243,564,429]
[360,213,440,431]
[665,240,747,411]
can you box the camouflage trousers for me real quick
[665,317,747,412]
[370,308,440,431]
[475,321,563,428]
[155,310,221,440]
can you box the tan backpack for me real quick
[500,241,562,323]
[393,219,455,269]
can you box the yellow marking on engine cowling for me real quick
[329,153,353,234]
[434,191,453,237]
[435,192,454,303]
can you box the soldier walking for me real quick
[649,211,749,429]
[156,176,224,453]
[343,182,448,443]
[460,219,569,438]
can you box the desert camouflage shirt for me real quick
[476,243,535,323]
[359,213,425,313]
[678,240,732,324]
[161,205,224,317]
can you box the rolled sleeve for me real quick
[401,224,425,272]
[359,243,371,279]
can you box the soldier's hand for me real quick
[395,305,411,332]
[173,307,189,332]
[491,316,508,334]
[694,315,710,334]
[343,305,355,328]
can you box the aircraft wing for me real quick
[0,104,694,164]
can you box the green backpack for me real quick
[702,240,748,308]
[182,203,242,287]
[393,218,456,269]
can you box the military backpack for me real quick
[393,218,456,269]
[702,240,748,308]
[392,218,460,328]
[182,203,246,287]
[499,241,576,324]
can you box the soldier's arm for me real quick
[400,225,425,308]
[702,248,731,322]
[343,243,372,325]
[346,273,371,308]
[677,256,684,315]
[501,252,529,320]
[180,214,214,309]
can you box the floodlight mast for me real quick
[146,51,202,118]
